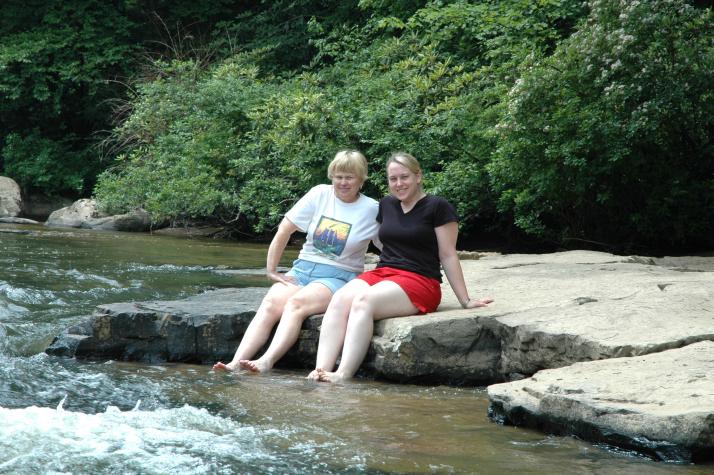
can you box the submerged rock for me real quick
[487,341,714,463]
[0,217,40,224]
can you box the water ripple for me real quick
[0,299,29,320]
[0,404,265,474]
[66,269,122,287]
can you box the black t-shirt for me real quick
[376,195,458,281]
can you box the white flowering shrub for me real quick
[490,0,713,251]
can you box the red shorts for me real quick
[356,266,441,314]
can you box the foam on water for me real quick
[65,269,122,288]
[124,263,218,273]
[0,298,29,319]
[0,402,273,474]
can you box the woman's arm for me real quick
[266,217,300,284]
[435,222,493,309]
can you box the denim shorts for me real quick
[285,259,358,294]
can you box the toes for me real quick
[316,369,331,382]
[238,360,255,372]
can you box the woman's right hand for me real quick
[267,270,298,286]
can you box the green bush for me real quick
[93,1,589,239]
[0,0,137,195]
[2,132,88,195]
[92,0,712,252]
[94,56,259,223]
[490,0,714,251]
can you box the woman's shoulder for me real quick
[423,195,457,210]
[359,193,379,206]
[424,194,451,205]
[312,183,333,193]
[379,195,400,205]
[302,184,333,199]
[425,195,458,221]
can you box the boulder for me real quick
[45,288,322,367]
[487,341,714,463]
[0,176,22,217]
[46,198,152,232]
[81,208,152,232]
[46,199,102,228]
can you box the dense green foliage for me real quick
[490,0,714,250]
[0,0,137,195]
[0,0,335,196]
[3,0,712,252]
[96,0,588,234]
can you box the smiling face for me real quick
[331,171,363,203]
[387,162,422,203]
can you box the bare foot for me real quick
[212,361,238,371]
[316,368,348,383]
[238,358,272,373]
[306,368,322,381]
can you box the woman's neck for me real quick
[399,192,426,212]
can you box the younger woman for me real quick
[308,152,492,382]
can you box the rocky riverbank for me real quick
[46,250,714,463]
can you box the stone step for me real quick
[487,341,714,463]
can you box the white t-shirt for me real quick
[285,184,379,272]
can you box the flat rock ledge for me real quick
[45,288,305,366]
[45,250,714,462]
[487,341,714,463]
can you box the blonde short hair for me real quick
[386,151,422,175]
[327,150,368,181]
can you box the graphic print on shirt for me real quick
[313,216,352,257]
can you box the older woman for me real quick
[308,152,493,383]
[214,150,379,373]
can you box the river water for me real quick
[0,224,709,474]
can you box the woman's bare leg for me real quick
[306,279,369,380]
[239,282,333,373]
[213,282,300,371]
[317,281,417,383]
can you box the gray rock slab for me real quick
[412,250,714,382]
[48,288,267,364]
[44,250,714,462]
[487,341,714,463]
[0,217,40,224]
[47,250,713,385]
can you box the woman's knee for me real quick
[350,291,375,316]
[259,290,288,320]
[328,288,352,309]
[283,293,321,319]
